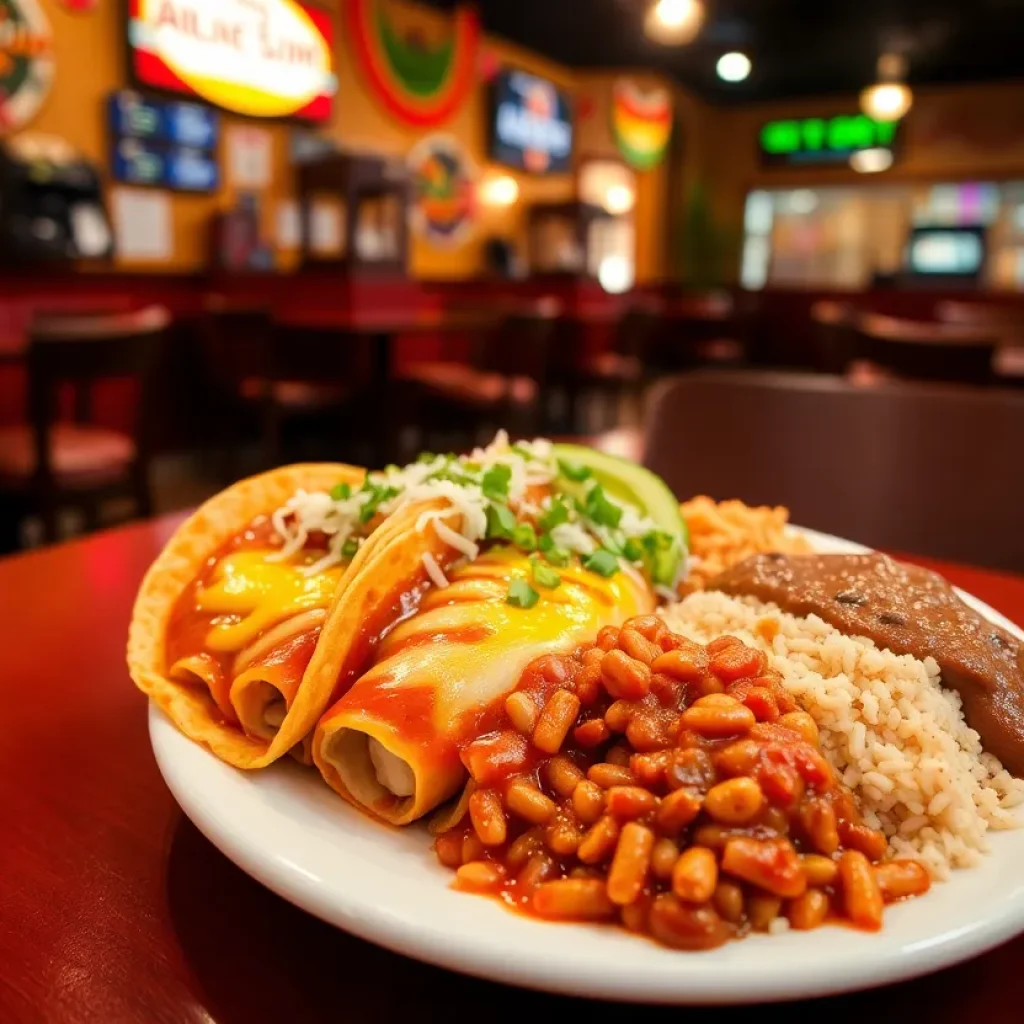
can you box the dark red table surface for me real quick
[2,516,1023,1024]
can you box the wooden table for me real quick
[2,517,1023,1024]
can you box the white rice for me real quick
[660,591,1024,879]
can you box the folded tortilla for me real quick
[312,546,655,825]
[128,463,369,768]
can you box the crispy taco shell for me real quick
[128,463,366,768]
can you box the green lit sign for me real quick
[759,114,900,167]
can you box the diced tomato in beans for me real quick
[436,617,929,950]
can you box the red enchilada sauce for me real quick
[709,553,1024,775]
[434,617,929,949]
[163,516,328,730]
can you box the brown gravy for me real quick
[709,553,1024,775]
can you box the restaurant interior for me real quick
[1,0,1023,573]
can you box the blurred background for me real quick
[1,0,1023,569]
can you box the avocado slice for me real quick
[552,443,688,589]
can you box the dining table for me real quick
[2,514,1023,1024]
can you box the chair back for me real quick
[26,305,170,484]
[853,312,997,385]
[199,298,275,389]
[614,300,663,361]
[643,370,1024,572]
[809,300,856,374]
[479,299,561,384]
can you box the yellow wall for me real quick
[24,0,677,280]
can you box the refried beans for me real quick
[709,553,1024,775]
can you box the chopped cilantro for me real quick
[481,463,512,501]
[623,537,644,562]
[539,496,571,532]
[341,538,359,558]
[513,522,538,552]
[485,501,517,540]
[330,482,352,501]
[507,578,540,609]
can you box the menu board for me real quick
[489,68,573,174]
[108,92,219,193]
[759,114,900,167]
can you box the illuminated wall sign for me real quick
[108,91,220,193]
[127,0,337,122]
[490,68,573,174]
[759,114,900,167]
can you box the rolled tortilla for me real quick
[313,547,655,825]
[128,463,367,768]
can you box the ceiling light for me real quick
[644,0,704,46]
[860,82,913,121]
[604,183,635,215]
[850,147,894,174]
[479,174,519,206]
[716,52,751,83]
[860,52,913,122]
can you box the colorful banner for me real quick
[611,78,672,172]
[347,0,479,127]
[0,0,54,134]
[408,134,476,247]
[128,0,337,122]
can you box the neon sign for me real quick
[128,0,336,122]
[759,114,900,167]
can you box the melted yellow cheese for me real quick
[197,550,344,653]
[369,547,654,734]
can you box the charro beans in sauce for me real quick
[434,616,930,950]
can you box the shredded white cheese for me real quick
[266,430,685,593]
[421,551,450,589]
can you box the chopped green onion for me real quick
[544,545,572,567]
[600,531,625,556]
[485,501,517,540]
[585,485,623,529]
[416,451,438,464]
[510,443,535,459]
[584,548,620,577]
[513,522,538,552]
[557,458,593,483]
[623,537,644,562]
[341,538,359,558]
[531,558,561,589]
[507,578,540,609]
[330,482,352,501]
[481,463,512,501]
[539,497,571,532]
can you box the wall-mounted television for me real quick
[489,68,573,174]
[906,226,987,280]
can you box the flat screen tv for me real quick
[489,68,573,174]
[905,226,987,280]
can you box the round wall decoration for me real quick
[0,0,55,133]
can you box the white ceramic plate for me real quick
[149,529,1024,1004]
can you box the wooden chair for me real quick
[0,305,169,550]
[852,312,997,386]
[809,299,857,374]
[399,301,561,451]
[549,299,664,432]
[643,369,1024,572]
[199,299,363,470]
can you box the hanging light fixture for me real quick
[644,0,704,46]
[860,53,913,122]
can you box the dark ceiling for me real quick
[424,0,1024,104]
